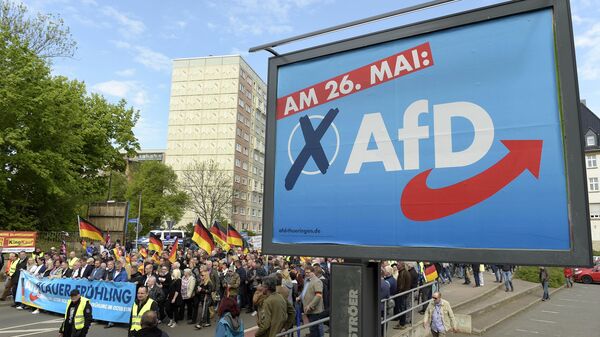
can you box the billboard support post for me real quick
[330,261,380,337]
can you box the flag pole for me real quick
[135,191,142,251]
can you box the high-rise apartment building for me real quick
[165,55,267,233]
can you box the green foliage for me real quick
[126,161,189,235]
[0,6,139,231]
[244,230,257,236]
[1,0,76,58]
[514,266,564,288]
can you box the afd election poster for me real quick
[269,5,586,257]
[16,272,135,323]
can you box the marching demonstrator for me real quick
[59,289,93,337]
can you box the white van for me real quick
[137,230,185,247]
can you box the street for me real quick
[454,284,600,337]
[0,299,259,337]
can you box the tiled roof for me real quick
[581,103,600,152]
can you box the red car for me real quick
[573,265,600,284]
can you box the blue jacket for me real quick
[214,313,244,337]
[112,269,128,282]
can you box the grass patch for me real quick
[514,266,564,288]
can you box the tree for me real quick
[181,160,233,230]
[0,14,139,230]
[126,161,189,235]
[1,0,76,58]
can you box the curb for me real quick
[472,285,565,335]
[453,282,504,312]
[465,282,539,317]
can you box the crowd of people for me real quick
[0,241,579,337]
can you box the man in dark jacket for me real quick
[235,260,248,308]
[13,251,29,308]
[539,267,550,301]
[81,258,95,279]
[136,311,169,337]
[394,262,412,329]
[59,289,93,337]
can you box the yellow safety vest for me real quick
[68,257,79,269]
[8,260,17,277]
[65,297,90,331]
[32,252,44,259]
[130,298,155,331]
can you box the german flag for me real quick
[210,221,230,251]
[125,254,131,265]
[424,264,438,283]
[112,247,122,257]
[168,238,178,263]
[139,246,148,259]
[192,219,215,254]
[152,252,160,263]
[148,233,163,253]
[78,216,104,242]
[227,225,243,247]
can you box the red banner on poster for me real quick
[0,231,37,252]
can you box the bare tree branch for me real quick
[181,160,233,228]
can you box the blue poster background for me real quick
[273,9,571,250]
[16,272,135,323]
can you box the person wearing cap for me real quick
[223,264,240,300]
[59,289,92,337]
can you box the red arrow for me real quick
[401,140,543,221]
[29,292,39,302]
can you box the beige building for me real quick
[165,55,266,233]
[581,103,600,250]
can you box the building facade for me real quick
[165,55,266,233]
[581,103,600,250]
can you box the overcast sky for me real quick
[23,0,600,149]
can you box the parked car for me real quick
[573,265,600,284]
[136,230,185,247]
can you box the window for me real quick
[242,162,248,170]
[233,206,238,214]
[234,174,240,183]
[236,143,242,152]
[590,177,599,192]
[235,159,241,167]
[587,155,597,168]
[241,177,247,185]
[240,207,245,215]
[587,135,596,146]
[252,209,256,217]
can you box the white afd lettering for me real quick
[434,102,494,168]
[345,113,402,174]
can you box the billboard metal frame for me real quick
[263,0,593,266]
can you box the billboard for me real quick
[0,231,37,253]
[263,0,592,265]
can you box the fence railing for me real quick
[36,231,83,252]
[274,280,439,337]
[276,316,330,337]
[381,280,439,337]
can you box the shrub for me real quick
[514,266,564,288]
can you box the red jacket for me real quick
[563,268,573,278]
